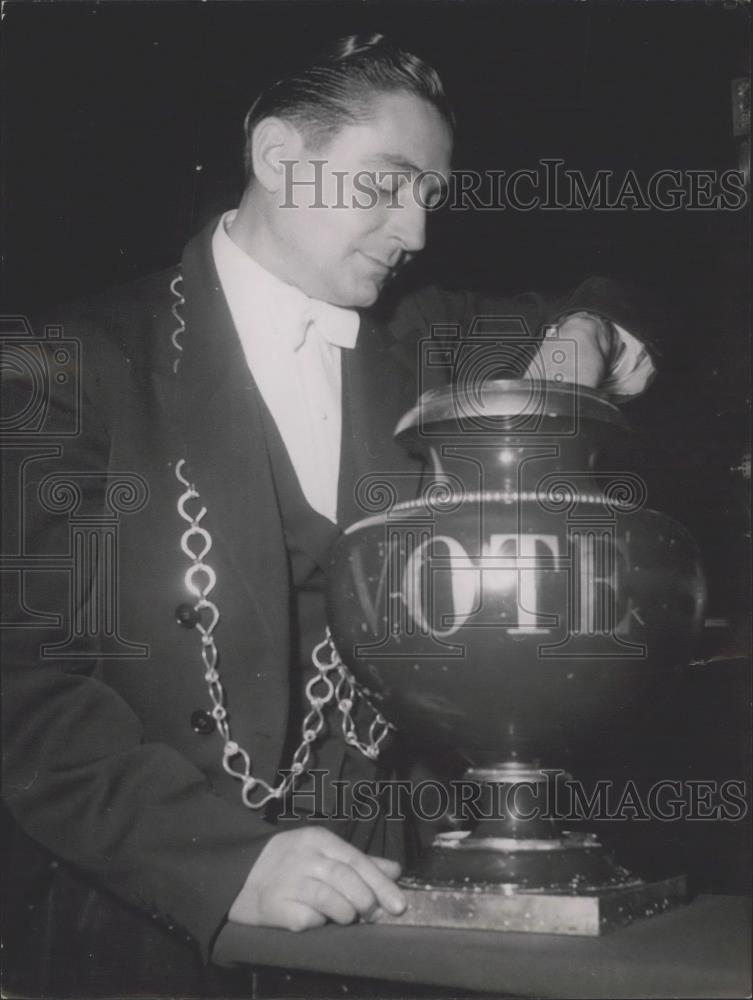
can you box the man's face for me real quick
[270,91,453,307]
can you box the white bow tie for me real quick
[292,299,360,353]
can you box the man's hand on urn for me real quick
[527,311,616,389]
[227,827,406,932]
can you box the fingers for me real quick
[299,876,359,925]
[370,856,402,879]
[541,313,611,388]
[320,835,406,915]
[269,899,328,933]
[314,857,379,917]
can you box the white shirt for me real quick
[212,211,359,524]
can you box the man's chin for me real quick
[334,279,383,310]
[355,287,381,308]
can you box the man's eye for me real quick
[420,182,446,209]
[377,178,404,196]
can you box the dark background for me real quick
[2,1,749,339]
[2,0,751,894]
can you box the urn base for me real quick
[413,829,641,890]
[379,761,689,934]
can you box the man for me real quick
[2,33,654,995]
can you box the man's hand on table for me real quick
[526,311,615,389]
[228,827,407,932]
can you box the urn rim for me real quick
[395,378,629,443]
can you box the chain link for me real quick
[174,459,395,810]
[169,273,185,374]
[317,632,396,762]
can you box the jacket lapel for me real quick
[176,224,289,628]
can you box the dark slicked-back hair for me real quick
[242,33,454,181]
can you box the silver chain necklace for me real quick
[170,273,393,810]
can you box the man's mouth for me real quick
[361,252,399,272]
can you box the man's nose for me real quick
[388,192,427,254]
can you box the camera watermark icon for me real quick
[0,316,82,438]
[416,316,581,439]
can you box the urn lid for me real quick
[395,378,629,444]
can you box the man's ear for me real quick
[250,116,304,194]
